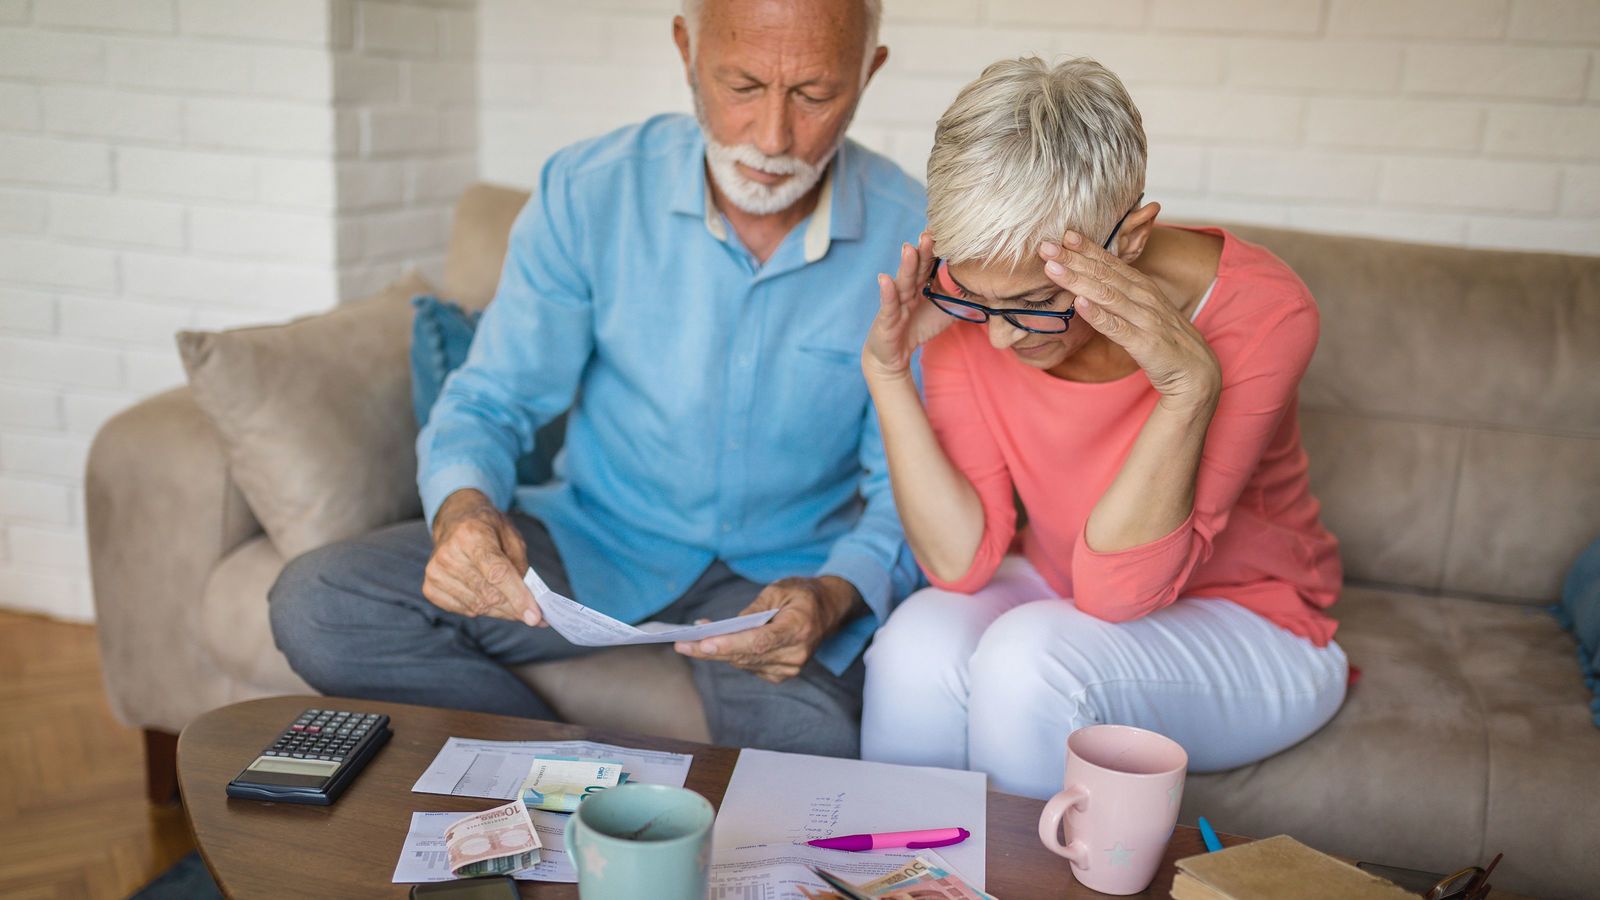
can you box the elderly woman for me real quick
[859,57,1348,798]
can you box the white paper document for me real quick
[708,843,955,900]
[413,738,693,801]
[526,567,777,646]
[713,748,988,889]
[392,810,576,883]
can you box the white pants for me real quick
[861,557,1348,799]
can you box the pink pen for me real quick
[807,827,971,852]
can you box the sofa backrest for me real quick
[443,184,1600,605]
[443,183,529,310]
[1231,225,1599,604]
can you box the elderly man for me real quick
[268,0,924,757]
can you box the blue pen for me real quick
[1197,816,1223,852]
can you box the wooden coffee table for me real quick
[178,695,1245,898]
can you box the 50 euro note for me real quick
[444,798,543,877]
[519,756,625,812]
[815,855,996,900]
[875,874,992,900]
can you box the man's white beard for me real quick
[694,86,841,216]
[703,138,835,216]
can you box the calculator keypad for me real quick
[261,708,383,763]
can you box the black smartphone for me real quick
[409,876,520,899]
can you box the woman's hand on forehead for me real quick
[1038,231,1220,407]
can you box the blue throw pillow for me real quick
[410,295,566,487]
[1555,535,1600,727]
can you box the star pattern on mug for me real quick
[582,844,609,878]
[1168,783,1183,808]
[1105,842,1135,867]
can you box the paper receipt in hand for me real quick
[444,798,542,877]
[524,568,776,647]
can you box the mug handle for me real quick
[564,812,581,872]
[1038,784,1091,869]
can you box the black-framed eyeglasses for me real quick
[921,193,1144,334]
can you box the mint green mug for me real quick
[563,783,714,900]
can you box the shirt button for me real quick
[721,522,733,533]
[727,440,741,450]
[737,356,753,367]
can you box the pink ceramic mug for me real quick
[1037,724,1188,895]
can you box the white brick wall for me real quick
[336,0,476,298]
[0,0,477,621]
[478,0,1600,256]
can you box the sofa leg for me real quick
[144,728,179,805]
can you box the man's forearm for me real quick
[432,488,496,542]
[815,575,867,634]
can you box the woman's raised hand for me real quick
[863,232,949,381]
[1040,230,1222,411]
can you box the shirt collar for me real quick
[669,134,866,263]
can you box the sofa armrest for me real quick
[86,386,263,731]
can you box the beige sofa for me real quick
[89,184,1600,898]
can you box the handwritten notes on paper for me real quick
[713,749,989,889]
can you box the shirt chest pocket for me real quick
[757,342,868,454]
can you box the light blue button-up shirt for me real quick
[417,114,926,674]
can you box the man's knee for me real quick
[698,661,863,758]
[269,539,410,692]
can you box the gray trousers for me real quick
[268,515,865,757]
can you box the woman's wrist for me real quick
[1156,369,1222,417]
[862,354,915,389]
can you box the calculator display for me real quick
[248,757,339,777]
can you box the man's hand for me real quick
[673,576,862,684]
[424,488,543,626]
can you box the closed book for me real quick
[1171,835,1416,900]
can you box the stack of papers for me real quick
[394,725,991,896]
[712,748,989,890]
[411,737,692,801]
[394,738,695,885]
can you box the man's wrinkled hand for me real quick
[673,576,861,683]
[423,488,543,626]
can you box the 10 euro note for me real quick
[519,756,625,812]
[444,798,543,877]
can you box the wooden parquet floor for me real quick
[0,610,195,898]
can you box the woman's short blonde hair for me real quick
[927,56,1147,267]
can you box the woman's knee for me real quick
[970,600,1108,689]
[867,587,988,686]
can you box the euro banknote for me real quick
[811,855,996,900]
[444,798,543,877]
[518,756,625,812]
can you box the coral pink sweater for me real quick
[921,228,1341,646]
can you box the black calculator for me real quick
[225,707,391,805]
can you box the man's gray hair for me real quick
[680,0,883,71]
[927,57,1147,268]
